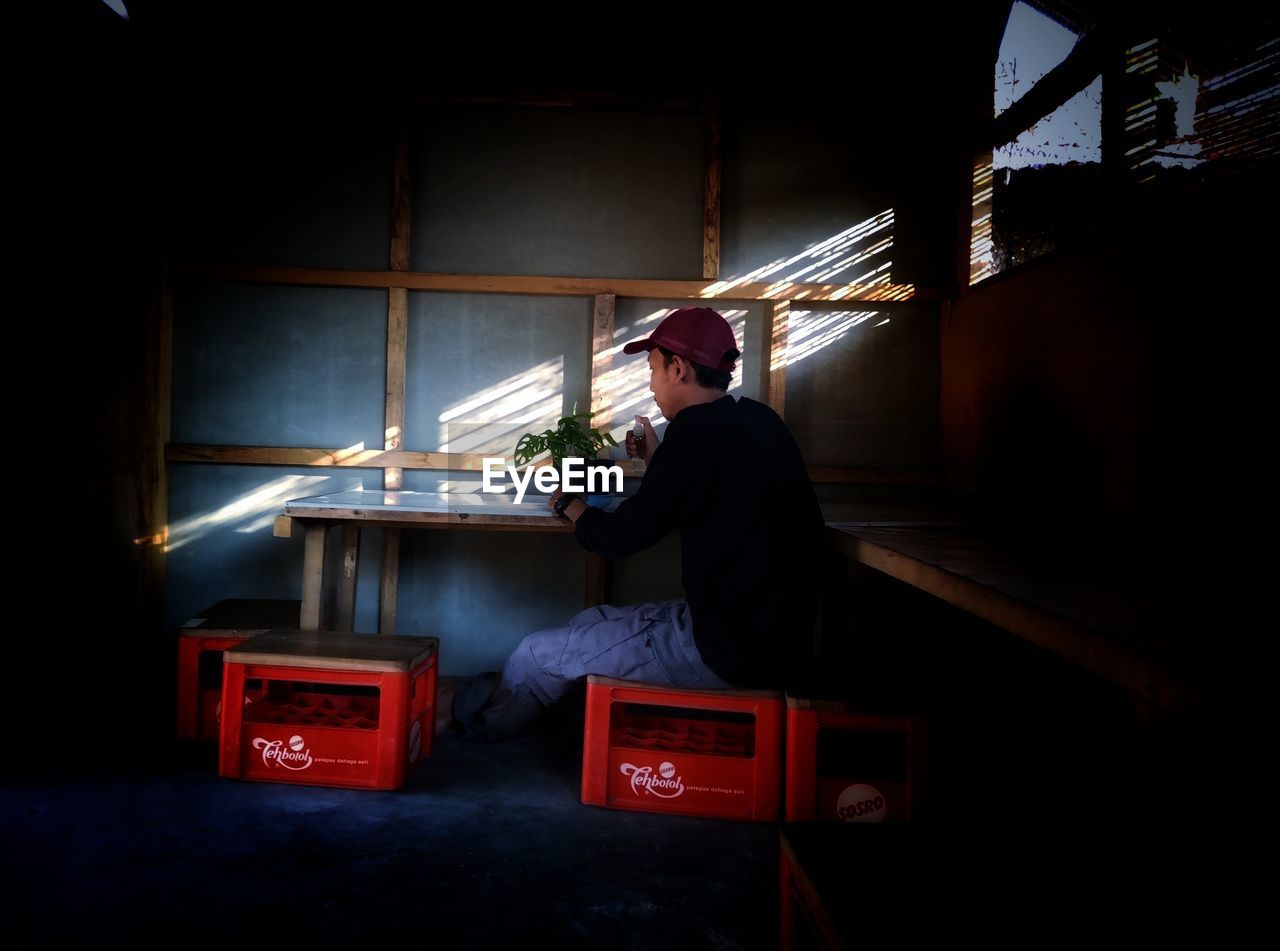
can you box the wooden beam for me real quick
[763,301,789,418]
[968,153,995,286]
[384,288,408,490]
[166,444,647,475]
[273,515,294,537]
[702,79,721,280]
[756,304,773,405]
[176,264,940,304]
[989,27,1105,149]
[780,298,935,312]
[963,7,997,290]
[590,294,616,435]
[168,444,437,467]
[385,123,411,491]
[389,122,412,271]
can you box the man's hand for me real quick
[625,416,660,464]
[548,489,584,522]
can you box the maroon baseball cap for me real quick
[622,307,738,372]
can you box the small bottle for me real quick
[632,416,646,460]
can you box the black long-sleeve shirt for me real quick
[574,395,826,687]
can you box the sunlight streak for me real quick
[701,210,899,300]
[437,357,565,456]
[167,473,338,553]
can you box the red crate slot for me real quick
[582,676,783,822]
[607,705,758,757]
[245,688,382,729]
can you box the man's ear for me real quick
[672,354,689,382]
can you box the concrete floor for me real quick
[3,608,1262,946]
[3,698,779,946]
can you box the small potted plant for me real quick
[514,403,620,496]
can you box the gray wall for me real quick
[171,113,394,270]
[166,98,941,674]
[411,109,705,279]
[172,283,388,447]
[786,303,939,470]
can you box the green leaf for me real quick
[516,400,625,464]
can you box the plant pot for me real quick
[580,457,625,497]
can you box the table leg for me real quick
[301,522,326,631]
[335,524,361,632]
[380,528,401,634]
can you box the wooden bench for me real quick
[826,511,1232,720]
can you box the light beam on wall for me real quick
[166,473,338,553]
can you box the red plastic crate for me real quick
[785,694,926,823]
[218,630,438,790]
[582,675,784,821]
[176,599,301,740]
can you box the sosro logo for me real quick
[620,761,685,799]
[835,783,887,823]
[252,734,314,771]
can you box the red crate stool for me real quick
[177,599,302,739]
[785,691,926,823]
[581,675,784,821]
[218,630,438,790]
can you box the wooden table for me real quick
[276,489,609,634]
[826,509,1220,716]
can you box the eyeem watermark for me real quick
[481,456,623,504]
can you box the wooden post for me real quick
[762,301,789,418]
[384,120,411,492]
[702,78,722,280]
[380,120,412,633]
[389,122,412,273]
[590,293,616,434]
[384,289,408,491]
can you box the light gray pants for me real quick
[454,599,732,741]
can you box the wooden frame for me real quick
[154,81,948,630]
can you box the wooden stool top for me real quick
[179,599,302,637]
[587,674,782,700]
[785,686,926,717]
[225,630,438,673]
